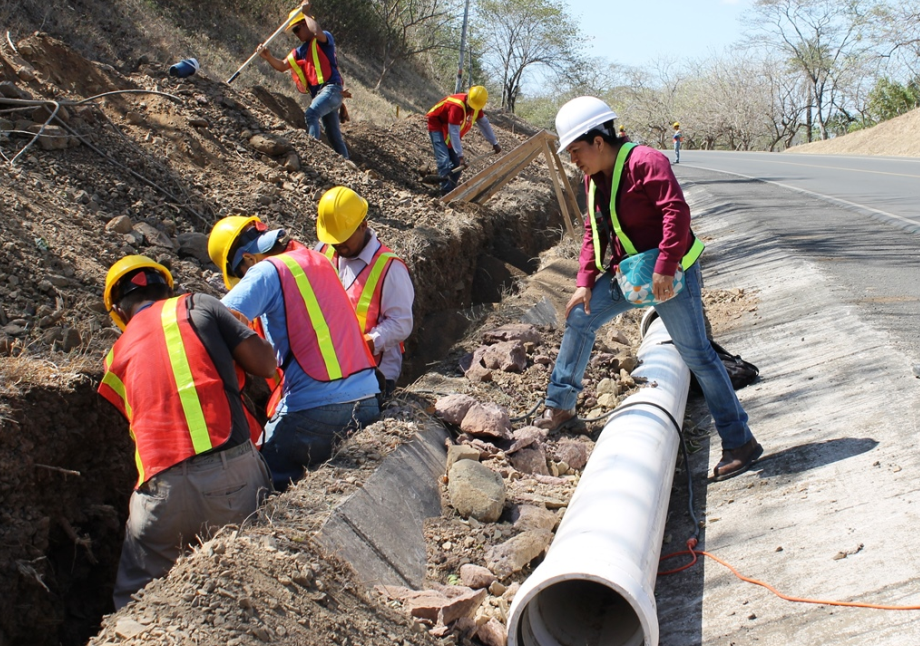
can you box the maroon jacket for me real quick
[577,145,694,288]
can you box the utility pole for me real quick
[455,0,471,93]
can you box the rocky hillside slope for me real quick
[0,29,569,646]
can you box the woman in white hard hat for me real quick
[535,96,762,481]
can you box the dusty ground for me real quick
[786,107,920,157]
[0,32,563,646]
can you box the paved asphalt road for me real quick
[675,150,920,233]
[648,156,920,645]
[675,151,920,362]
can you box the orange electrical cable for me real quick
[659,539,920,611]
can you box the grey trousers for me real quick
[113,442,271,609]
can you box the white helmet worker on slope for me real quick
[555,96,618,151]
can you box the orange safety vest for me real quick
[265,247,376,382]
[287,40,333,94]
[427,93,480,147]
[98,295,244,488]
[320,241,408,363]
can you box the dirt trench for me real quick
[0,34,575,645]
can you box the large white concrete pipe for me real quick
[507,314,691,646]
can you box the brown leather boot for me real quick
[533,407,577,432]
[712,438,763,481]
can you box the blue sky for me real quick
[563,0,753,69]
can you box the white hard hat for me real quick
[555,96,618,151]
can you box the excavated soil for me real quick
[0,33,758,646]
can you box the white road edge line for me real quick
[689,164,920,229]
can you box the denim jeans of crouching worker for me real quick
[544,263,752,450]
[429,131,462,195]
[261,397,379,491]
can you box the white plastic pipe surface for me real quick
[507,315,691,646]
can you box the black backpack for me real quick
[698,339,759,391]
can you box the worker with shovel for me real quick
[427,86,501,195]
[314,186,415,398]
[97,256,275,609]
[255,2,350,158]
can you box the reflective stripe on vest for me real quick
[161,297,213,455]
[274,254,343,380]
[287,52,309,94]
[354,251,397,332]
[428,95,479,147]
[97,296,233,488]
[587,142,704,272]
[101,348,145,481]
[287,41,331,94]
[266,248,376,382]
[318,242,407,362]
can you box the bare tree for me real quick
[371,0,459,90]
[473,0,583,112]
[870,0,920,77]
[747,0,879,141]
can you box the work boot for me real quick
[712,438,763,481]
[533,407,577,432]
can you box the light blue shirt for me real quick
[221,259,379,414]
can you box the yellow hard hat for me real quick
[285,7,306,31]
[316,186,368,244]
[208,215,262,289]
[673,121,680,128]
[104,255,174,330]
[467,86,488,110]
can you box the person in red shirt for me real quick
[426,86,501,195]
[534,96,762,482]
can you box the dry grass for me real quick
[788,107,920,158]
[0,353,96,398]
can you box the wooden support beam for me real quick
[470,143,544,204]
[442,131,546,203]
[549,147,584,230]
[440,130,586,241]
[541,138,575,238]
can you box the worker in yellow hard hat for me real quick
[427,85,502,195]
[255,1,350,158]
[98,255,275,609]
[672,121,682,164]
[208,215,380,492]
[314,186,415,397]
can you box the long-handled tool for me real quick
[452,151,492,171]
[227,10,295,84]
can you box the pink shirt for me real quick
[577,145,693,288]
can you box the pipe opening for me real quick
[517,579,645,646]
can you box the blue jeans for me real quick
[429,131,462,195]
[545,263,752,450]
[261,397,379,491]
[674,141,681,163]
[306,84,348,159]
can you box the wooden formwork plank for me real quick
[442,133,544,203]
[550,147,585,230]
[541,138,576,238]
[471,144,545,205]
[441,131,548,203]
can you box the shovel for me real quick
[227,9,297,84]
[451,152,492,171]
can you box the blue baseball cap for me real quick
[231,228,286,274]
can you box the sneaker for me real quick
[533,407,577,432]
[712,438,763,481]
